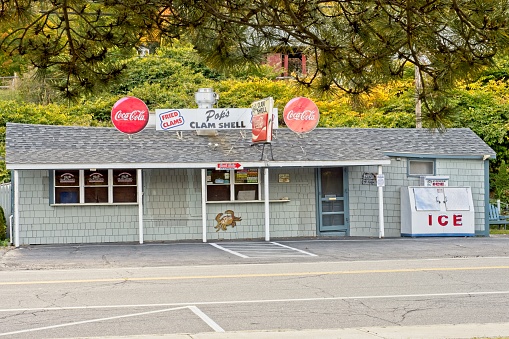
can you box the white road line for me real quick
[188,305,225,332]
[0,306,189,337]
[210,242,317,258]
[271,242,318,256]
[2,290,509,314]
[210,243,249,258]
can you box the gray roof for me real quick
[5,123,496,169]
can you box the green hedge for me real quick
[0,205,6,241]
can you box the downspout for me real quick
[484,158,491,237]
[9,215,13,245]
[13,170,19,247]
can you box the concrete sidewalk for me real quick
[89,323,509,339]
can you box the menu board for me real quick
[235,169,258,183]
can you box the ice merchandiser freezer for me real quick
[401,186,475,236]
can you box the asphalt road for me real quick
[1,236,509,338]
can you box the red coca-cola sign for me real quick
[283,97,319,133]
[111,97,149,134]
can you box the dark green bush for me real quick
[0,206,6,241]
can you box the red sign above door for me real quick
[217,163,243,170]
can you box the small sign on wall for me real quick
[279,174,290,183]
[362,173,376,185]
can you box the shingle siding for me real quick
[17,170,138,245]
[349,158,487,237]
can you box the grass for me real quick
[490,226,509,234]
[0,239,10,247]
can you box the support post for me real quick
[13,170,19,247]
[137,169,144,244]
[378,165,385,238]
[202,169,207,242]
[264,168,270,241]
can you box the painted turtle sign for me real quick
[111,97,149,134]
[283,97,319,133]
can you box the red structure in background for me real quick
[267,53,307,78]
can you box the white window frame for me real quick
[206,168,261,202]
[52,169,139,205]
[407,159,435,177]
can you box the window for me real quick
[53,169,138,204]
[206,168,260,202]
[113,170,137,203]
[85,169,108,203]
[55,170,80,204]
[408,159,435,176]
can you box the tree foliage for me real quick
[491,161,509,201]
[0,0,158,98]
[1,1,509,127]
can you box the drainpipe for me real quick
[13,170,19,247]
[9,215,13,245]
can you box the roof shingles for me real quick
[5,123,495,167]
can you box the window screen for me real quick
[408,159,435,176]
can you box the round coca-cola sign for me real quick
[111,97,149,134]
[283,97,320,133]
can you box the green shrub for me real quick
[491,161,509,202]
[0,206,6,241]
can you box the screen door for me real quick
[317,167,348,234]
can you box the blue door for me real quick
[317,168,349,235]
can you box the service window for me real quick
[85,169,108,203]
[53,169,138,205]
[113,169,137,203]
[408,159,435,176]
[55,170,80,204]
[206,168,260,202]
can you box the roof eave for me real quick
[6,159,392,170]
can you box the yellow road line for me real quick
[1,266,508,286]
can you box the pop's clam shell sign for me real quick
[283,97,319,133]
[155,108,279,131]
[111,96,149,134]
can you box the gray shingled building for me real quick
[5,122,496,246]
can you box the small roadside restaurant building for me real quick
[5,94,496,246]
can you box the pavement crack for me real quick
[102,254,111,265]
